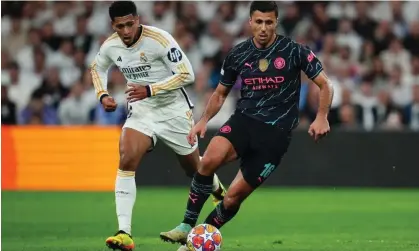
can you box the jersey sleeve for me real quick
[146,31,195,96]
[219,50,239,87]
[90,44,114,101]
[298,44,323,80]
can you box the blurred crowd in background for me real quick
[1,1,419,131]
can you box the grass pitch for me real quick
[2,188,419,251]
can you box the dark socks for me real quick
[204,201,239,229]
[182,172,214,226]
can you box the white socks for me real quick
[199,156,221,192]
[212,173,221,191]
[114,157,220,235]
[115,169,136,235]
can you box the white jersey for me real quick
[90,25,195,108]
[89,25,197,156]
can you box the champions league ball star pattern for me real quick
[187,224,222,251]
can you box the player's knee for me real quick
[119,150,138,172]
[198,155,220,176]
[223,194,242,211]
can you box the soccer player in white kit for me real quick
[89,2,226,250]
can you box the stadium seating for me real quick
[2,1,418,130]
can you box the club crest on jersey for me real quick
[140,52,148,63]
[274,57,285,70]
[259,59,269,72]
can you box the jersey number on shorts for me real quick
[260,163,276,178]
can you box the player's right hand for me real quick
[101,96,118,112]
[187,120,207,146]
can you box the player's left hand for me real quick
[126,83,148,102]
[308,117,330,143]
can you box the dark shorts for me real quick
[215,112,292,188]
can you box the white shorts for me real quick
[122,93,197,156]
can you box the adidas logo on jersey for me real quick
[117,56,122,62]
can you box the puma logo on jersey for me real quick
[117,56,122,62]
[244,62,253,69]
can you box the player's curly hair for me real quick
[109,1,137,21]
[249,1,278,18]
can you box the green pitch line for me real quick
[2,188,419,251]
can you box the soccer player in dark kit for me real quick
[160,2,334,250]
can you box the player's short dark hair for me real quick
[249,1,278,18]
[109,1,137,21]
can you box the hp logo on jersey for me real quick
[167,48,183,63]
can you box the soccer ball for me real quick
[186,224,222,251]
